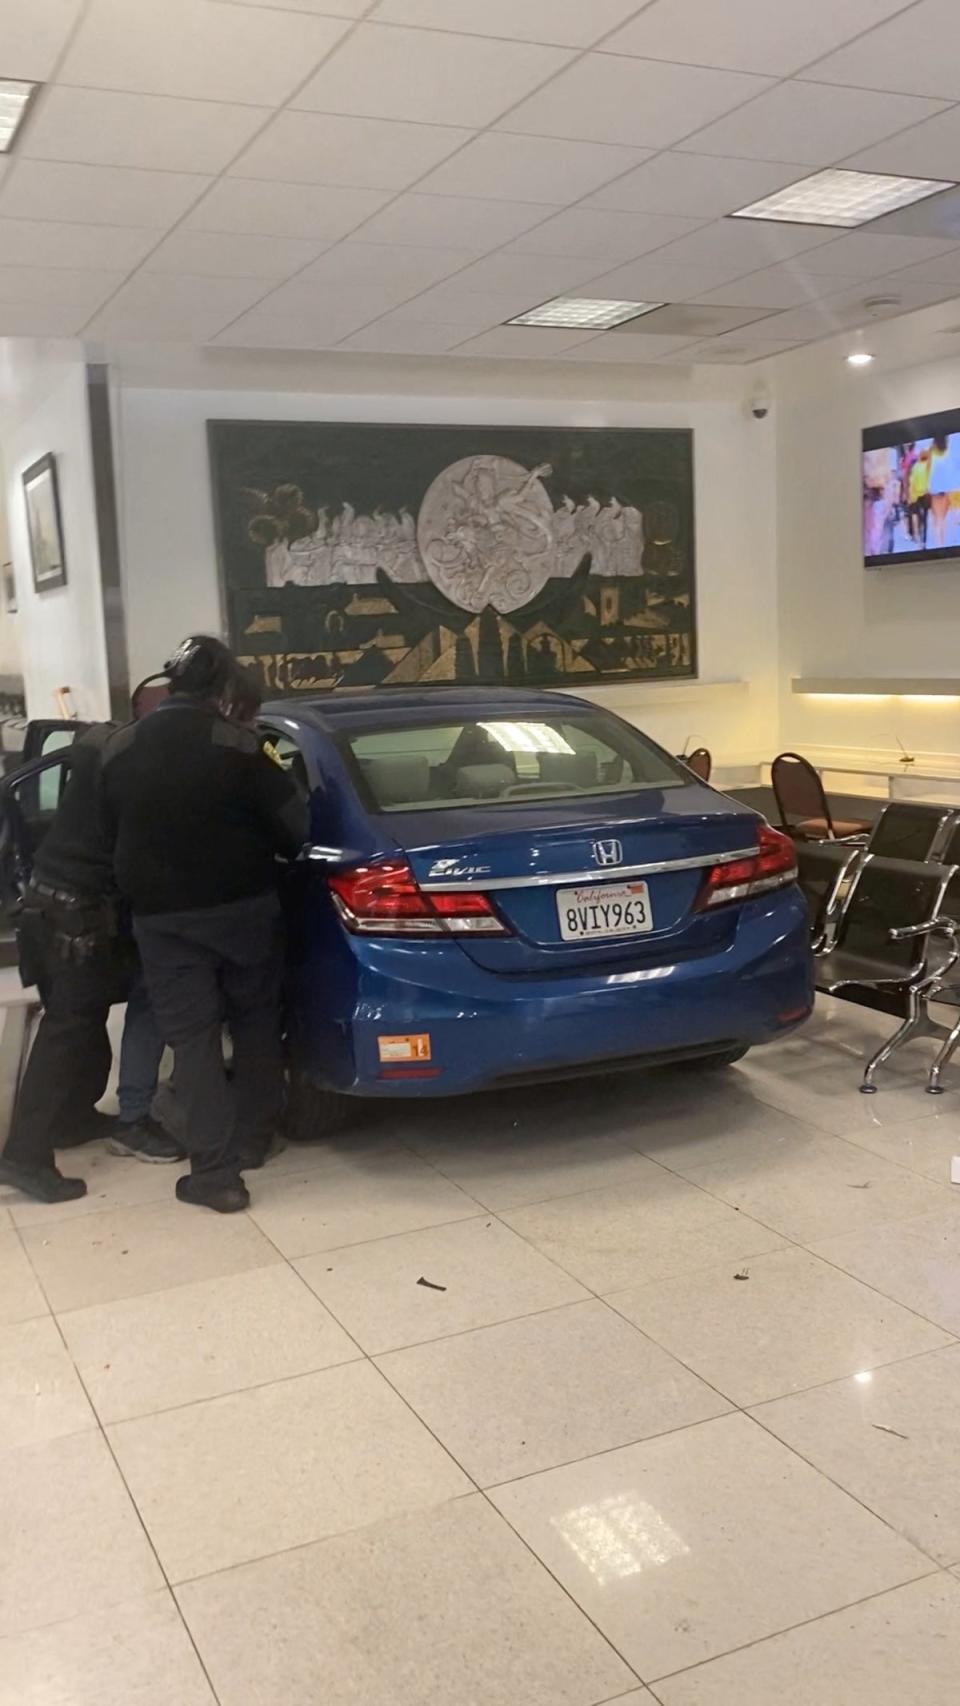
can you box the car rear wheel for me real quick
[286,1066,352,1141]
[688,1046,750,1070]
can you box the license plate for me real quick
[556,880,653,941]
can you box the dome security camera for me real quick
[748,386,771,421]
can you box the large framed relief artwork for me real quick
[208,421,696,695]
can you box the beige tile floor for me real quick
[3,995,960,1703]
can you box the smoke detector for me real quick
[862,294,901,316]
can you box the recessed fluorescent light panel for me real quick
[0,79,39,152]
[508,297,663,330]
[732,167,954,228]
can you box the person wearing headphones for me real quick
[99,637,308,1214]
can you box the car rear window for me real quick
[343,712,688,814]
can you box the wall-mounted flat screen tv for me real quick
[863,405,960,567]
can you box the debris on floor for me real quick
[417,1275,447,1291]
[872,1423,910,1440]
[733,1269,750,1281]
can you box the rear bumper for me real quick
[292,888,814,1098]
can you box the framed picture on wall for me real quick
[22,453,67,594]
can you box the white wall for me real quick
[0,449,23,684]
[115,359,778,770]
[776,344,960,768]
[0,341,109,720]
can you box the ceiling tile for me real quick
[335,318,485,354]
[0,219,162,270]
[452,325,596,357]
[59,0,349,104]
[370,0,645,47]
[587,152,810,218]
[356,194,560,251]
[865,186,960,240]
[103,271,268,314]
[1,0,83,81]
[604,0,917,77]
[795,231,960,275]
[214,286,406,345]
[844,109,960,183]
[0,267,123,310]
[387,284,539,329]
[184,179,391,240]
[582,256,753,300]
[559,330,701,360]
[426,250,597,302]
[143,230,328,279]
[508,207,704,262]
[295,242,475,294]
[416,133,651,205]
[294,24,573,128]
[0,303,90,336]
[678,81,949,166]
[694,266,871,309]
[0,161,210,228]
[631,301,773,336]
[674,332,799,362]
[806,0,960,100]
[640,219,834,283]
[231,112,472,192]
[503,53,772,149]
[223,0,368,12]
[21,87,269,176]
[878,251,960,286]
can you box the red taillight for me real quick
[328,859,508,936]
[697,825,797,910]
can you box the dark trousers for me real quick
[3,928,133,1171]
[134,893,284,1177]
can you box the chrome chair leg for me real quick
[927,1006,960,1094]
[860,989,924,1092]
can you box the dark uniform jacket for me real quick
[31,724,117,900]
[99,700,308,916]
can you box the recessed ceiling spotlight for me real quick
[732,167,953,228]
[507,297,663,330]
[846,351,874,367]
[0,79,39,152]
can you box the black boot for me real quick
[0,1158,87,1203]
[57,1110,121,1149]
[176,1172,249,1214]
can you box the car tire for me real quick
[286,1067,352,1141]
[689,1046,750,1070]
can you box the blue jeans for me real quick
[118,975,165,1125]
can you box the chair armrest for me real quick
[889,918,955,941]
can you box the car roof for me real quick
[262,685,597,734]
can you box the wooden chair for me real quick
[771,751,870,841]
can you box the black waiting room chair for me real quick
[771,751,871,841]
[866,801,958,862]
[814,854,960,1094]
[794,839,865,952]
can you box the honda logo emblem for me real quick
[593,838,623,868]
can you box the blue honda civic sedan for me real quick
[260,686,813,1134]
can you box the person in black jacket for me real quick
[100,637,308,1214]
[0,724,182,1205]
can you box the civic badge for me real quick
[593,838,623,868]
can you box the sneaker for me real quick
[176,1172,249,1214]
[107,1118,186,1165]
[57,1110,121,1150]
[235,1133,287,1171]
[0,1158,87,1203]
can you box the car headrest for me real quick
[362,753,430,807]
[538,751,600,789]
[455,762,517,799]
